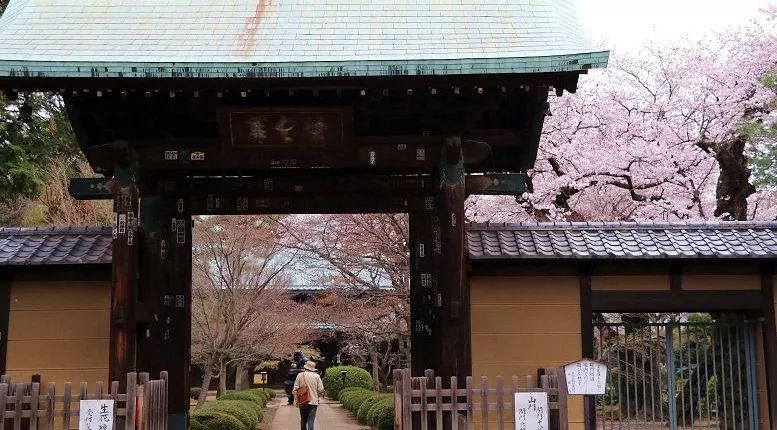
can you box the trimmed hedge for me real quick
[366,397,394,430]
[199,399,261,430]
[190,410,246,430]
[193,388,274,430]
[219,391,267,408]
[336,387,395,430]
[356,394,390,423]
[338,388,373,413]
[323,366,373,398]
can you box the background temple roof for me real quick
[0,0,608,79]
[3,222,777,266]
[467,222,777,260]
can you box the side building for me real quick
[0,227,112,389]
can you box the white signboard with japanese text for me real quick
[564,359,607,395]
[514,392,548,430]
[79,399,114,430]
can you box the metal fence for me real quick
[593,318,761,429]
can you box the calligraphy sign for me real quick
[514,392,548,430]
[563,358,607,395]
[222,107,350,148]
[79,399,114,430]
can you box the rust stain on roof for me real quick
[236,0,272,57]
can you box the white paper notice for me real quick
[564,359,607,395]
[514,392,548,430]
[79,399,114,430]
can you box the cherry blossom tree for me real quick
[191,215,312,406]
[469,8,777,222]
[276,213,411,388]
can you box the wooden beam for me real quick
[109,166,139,386]
[591,290,763,312]
[465,173,526,195]
[69,177,112,200]
[761,266,777,428]
[128,137,445,172]
[436,137,470,378]
[185,194,423,215]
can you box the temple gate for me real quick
[0,1,608,427]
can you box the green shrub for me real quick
[366,397,394,430]
[199,399,260,430]
[220,390,267,408]
[191,410,246,430]
[189,417,207,430]
[323,366,373,398]
[356,393,390,424]
[190,387,203,401]
[338,388,373,412]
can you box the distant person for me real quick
[293,361,324,430]
[284,363,303,405]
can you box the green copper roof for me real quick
[0,0,608,79]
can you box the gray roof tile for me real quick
[467,221,777,260]
[0,227,112,266]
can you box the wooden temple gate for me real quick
[0,2,608,427]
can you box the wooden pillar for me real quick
[136,195,164,376]
[409,200,441,376]
[579,270,596,430]
[761,266,777,427]
[163,196,192,430]
[109,166,139,385]
[436,136,469,379]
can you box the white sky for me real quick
[575,0,774,52]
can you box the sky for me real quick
[575,0,774,52]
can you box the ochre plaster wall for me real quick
[591,275,669,291]
[5,280,110,390]
[683,275,760,290]
[471,276,584,430]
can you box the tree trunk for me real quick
[369,346,380,391]
[196,360,214,407]
[218,362,228,396]
[235,364,247,390]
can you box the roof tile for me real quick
[467,221,777,260]
[0,227,112,266]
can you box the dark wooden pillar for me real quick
[163,196,192,430]
[109,166,139,385]
[579,270,596,430]
[436,136,469,379]
[136,195,164,375]
[761,266,777,427]
[409,199,441,376]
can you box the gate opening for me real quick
[593,313,763,429]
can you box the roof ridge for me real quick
[466,221,777,231]
[0,226,113,236]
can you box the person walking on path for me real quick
[293,361,325,430]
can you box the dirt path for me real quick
[268,395,369,430]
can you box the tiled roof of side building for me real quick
[0,226,113,266]
[0,0,608,79]
[466,221,777,260]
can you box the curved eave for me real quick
[0,51,609,80]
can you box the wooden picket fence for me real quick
[393,368,568,430]
[0,372,168,430]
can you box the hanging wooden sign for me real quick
[219,107,351,149]
[563,358,607,395]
